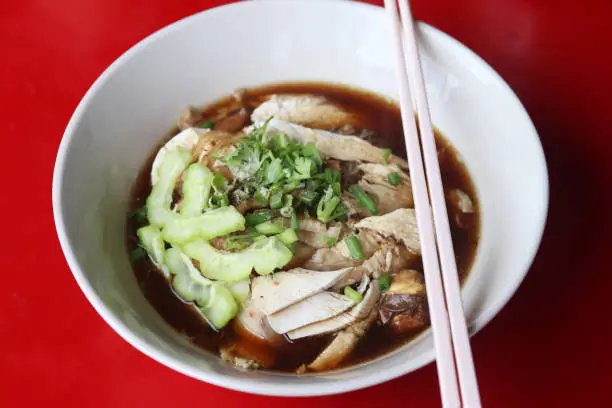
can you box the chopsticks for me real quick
[383,0,481,406]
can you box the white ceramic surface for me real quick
[52,0,548,397]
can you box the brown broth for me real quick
[126,82,481,373]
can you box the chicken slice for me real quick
[251,94,358,129]
[307,307,379,372]
[287,280,381,340]
[355,208,421,254]
[251,267,352,315]
[266,292,355,334]
[234,299,282,343]
[261,118,390,163]
[344,163,414,217]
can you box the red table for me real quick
[2,0,611,406]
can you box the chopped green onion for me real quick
[345,235,365,261]
[381,148,392,164]
[291,212,299,231]
[245,210,274,226]
[129,206,147,224]
[131,246,147,261]
[278,228,299,245]
[349,185,378,215]
[198,121,215,129]
[378,273,391,292]
[210,151,221,159]
[324,236,337,247]
[270,190,284,209]
[344,286,363,303]
[387,172,401,186]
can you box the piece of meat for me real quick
[234,299,284,344]
[192,130,241,164]
[266,291,354,334]
[251,94,358,129]
[343,163,413,217]
[262,118,390,163]
[388,296,429,333]
[379,270,429,330]
[287,280,381,340]
[251,267,353,315]
[283,243,316,270]
[355,208,421,254]
[388,269,426,295]
[297,218,343,248]
[177,106,203,130]
[307,307,378,372]
[214,109,250,133]
[331,241,419,290]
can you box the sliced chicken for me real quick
[307,307,378,372]
[251,267,352,315]
[251,94,358,129]
[234,299,283,343]
[301,245,356,271]
[355,208,421,254]
[344,163,414,217]
[261,118,392,164]
[287,280,381,340]
[266,292,355,334]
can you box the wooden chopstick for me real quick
[395,1,482,406]
[383,0,482,406]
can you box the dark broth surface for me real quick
[126,82,480,372]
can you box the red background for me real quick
[1,0,611,406]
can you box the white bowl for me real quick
[52,0,548,397]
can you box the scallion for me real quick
[345,235,365,261]
[349,185,378,215]
[291,212,299,231]
[344,286,363,303]
[387,172,401,186]
[378,273,391,292]
[198,121,215,129]
[381,148,392,164]
[324,236,337,247]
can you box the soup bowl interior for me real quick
[52,0,548,397]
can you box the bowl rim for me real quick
[52,0,549,397]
